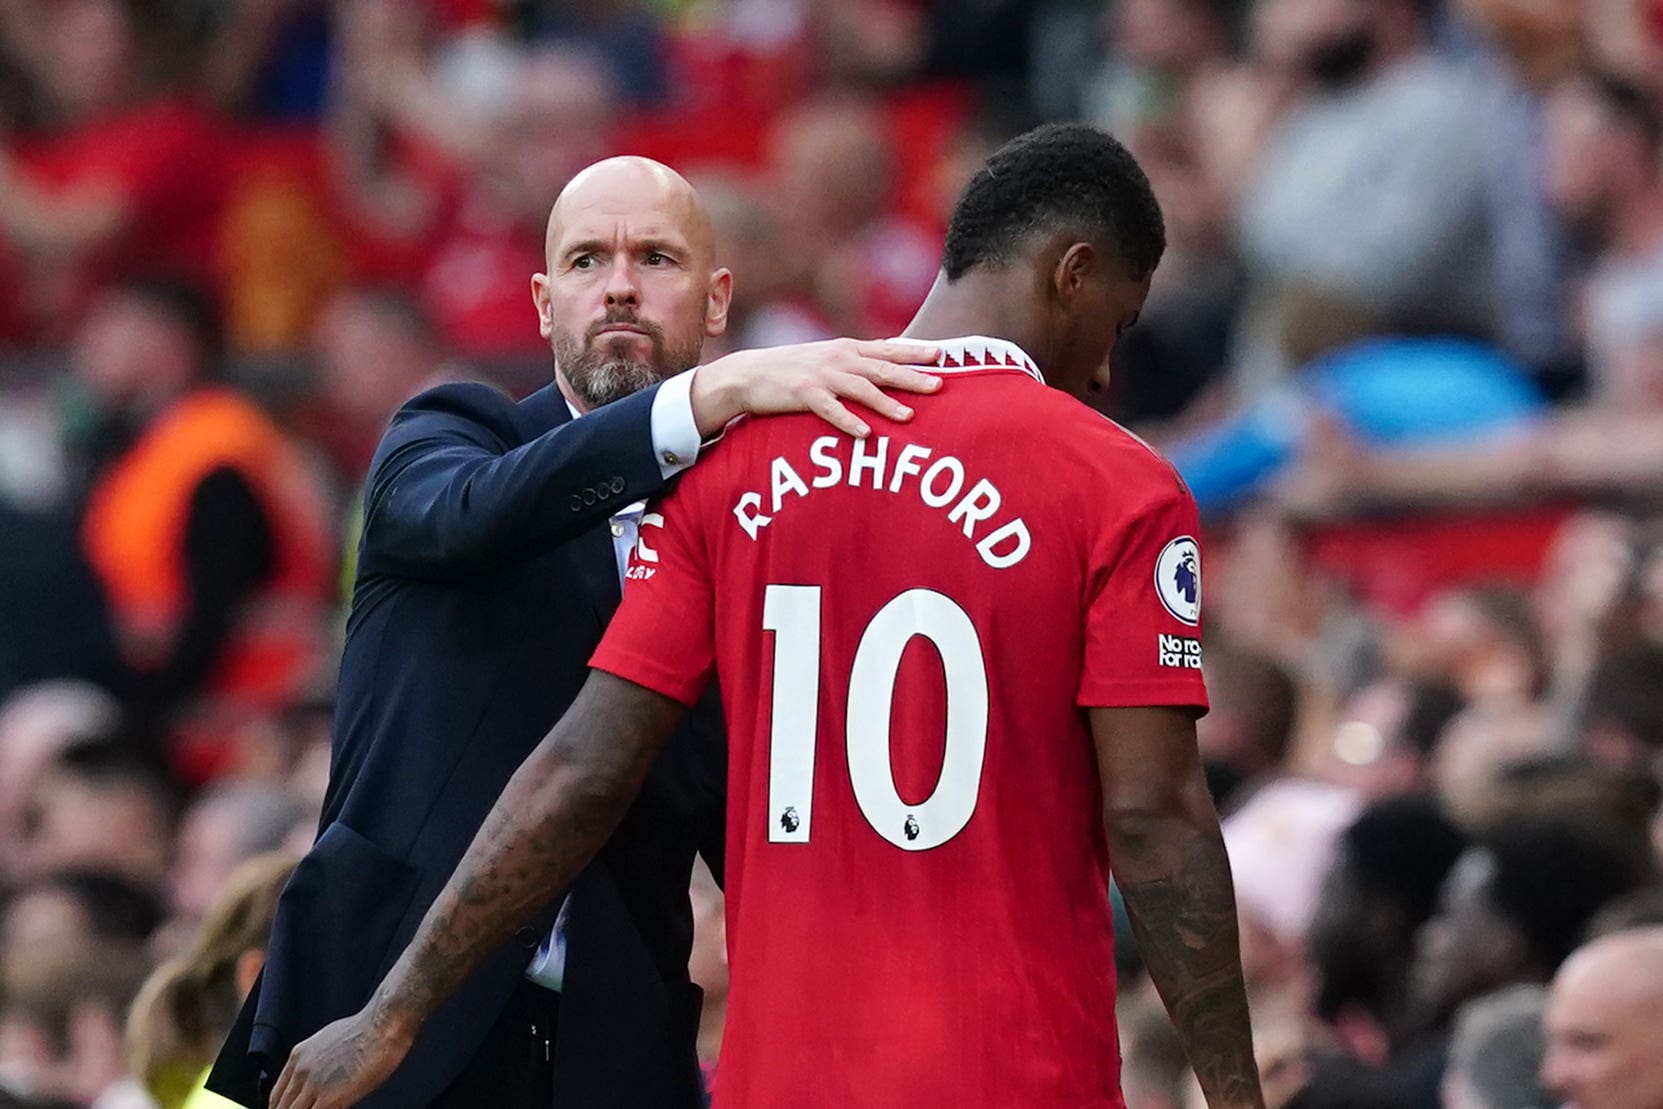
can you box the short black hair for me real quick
[29,869,163,943]
[1342,794,1468,930]
[1484,819,1643,971]
[941,122,1165,282]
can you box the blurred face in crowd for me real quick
[20,766,170,885]
[534,158,732,412]
[1544,77,1655,229]
[772,99,894,243]
[1412,849,1530,1027]
[312,291,436,432]
[492,50,618,223]
[1250,0,1375,82]
[70,290,201,416]
[1543,929,1663,1109]
[39,0,134,125]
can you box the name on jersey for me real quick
[731,434,1031,569]
[1159,634,1203,669]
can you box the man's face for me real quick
[1059,262,1151,402]
[533,165,730,411]
[1543,958,1663,1109]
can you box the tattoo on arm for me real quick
[373,673,688,1027]
[1115,824,1264,1108]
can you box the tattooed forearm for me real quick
[1112,815,1265,1109]
[370,672,688,1029]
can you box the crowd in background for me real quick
[2,0,1663,1106]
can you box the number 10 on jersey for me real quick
[762,584,990,852]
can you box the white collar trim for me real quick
[930,335,1044,383]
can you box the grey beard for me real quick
[564,352,666,409]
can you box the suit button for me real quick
[597,485,612,500]
[568,494,583,512]
[610,477,625,493]
[582,488,597,505]
[514,926,539,951]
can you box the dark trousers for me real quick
[428,979,560,1108]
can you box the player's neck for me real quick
[902,271,1041,359]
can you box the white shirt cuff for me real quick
[651,368,702,479]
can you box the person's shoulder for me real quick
[1049,401,1193,507]
[391,380,521,432]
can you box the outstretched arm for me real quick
[1092,705,1264,1109]
[271,671,689,1109]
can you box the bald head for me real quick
[545,157,715,272]
[532,156,731,412]
[1544,927,1663,1109]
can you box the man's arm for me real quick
[361,339,939,581]
[271,671,689,1109]
[1092,705,1265,1109]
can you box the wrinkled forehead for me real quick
[545,176,710,263]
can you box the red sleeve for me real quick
[1077,484,1210,712]
[590,475,717,707]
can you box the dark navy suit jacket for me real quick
[209,380,724,1107]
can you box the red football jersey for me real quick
[592,336,1209,1108]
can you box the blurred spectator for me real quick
[68,277,334,781]
[1581,643,1663,773]
[0,0,224,345]
[1304,795,1466,1102]
[166,784,303,927]
[127,852,296,1109]
[1195,639,1296,806]
[1221,779,1360,1004]
[1441,984,1553,1109]
[1079,0,1245,424]
[1542,926,1663,1109]
[18,739,177,887]
[0,684,119,880]
[0,871,161,976]
[306,285,448,488]
[688,858,725,1088]
[199,0,334,121]
[1450,0,1585,393]
[1280,72,1663,508]
[0,946,152,1108]
[768,95,939,338]
[1306,677,1465,798]
[695,172,834,353]
[1411,819,1646,1036]
[416,42,621,363]
[0,507,122,704]
[1233,0,1495,390]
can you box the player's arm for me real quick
[1092,705,1265,1109]
[270,671,690,1109]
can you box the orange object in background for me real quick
[82,387,335,780]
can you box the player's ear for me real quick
[532,273,555,340]
[1051,242,1095,307]
[705,267,734,337]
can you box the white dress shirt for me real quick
[524,369,703,991]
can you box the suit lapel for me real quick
[517,383,624,628]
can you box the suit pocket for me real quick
[253,822,422,1057]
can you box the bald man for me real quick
[1543,927,1663,1109]
[207,157,941,1109]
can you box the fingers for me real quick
[852,359,942,396]
[853,338,941,366]
[833,374,915,423]
[806,392,871,439]
[271,1057,295,1109]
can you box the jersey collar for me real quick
[931,335,1044,384]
